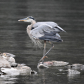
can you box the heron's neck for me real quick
[27,20,36,35]
[31,20,36,26]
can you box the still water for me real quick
[0,0,84,84]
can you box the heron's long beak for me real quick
[18,18,27,21]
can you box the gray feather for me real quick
[33,22,65,32]
[30,23,64,40]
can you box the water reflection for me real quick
[0,66,83,84]
[0,75,18,84]
[67,74,80,83]
[38,68,47,84]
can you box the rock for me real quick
[2,53,15,57]
[42,61,53,67]
[17,65,31,75]
[11,63,18,67]
[71,64,83,70]
[81,65,84,70]
[1,68,20,76]
[37,60,69,68]
[1,64,32,76]
[0,52,37,76]
[52,61,69,66]
[31,70,37,75]
[2,53,16,67]
[68,64,84,71]
[67,64,81,76]
[68,64,84,75]
[68,69,80,76]
[37,62,49,69]
[0,56,11,68]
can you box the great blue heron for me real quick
[18,16,66,63]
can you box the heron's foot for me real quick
[39,55,48,63]
[39,56,48,63]
[42,56,48,61]
[41,56,48,63]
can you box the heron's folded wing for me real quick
[30,24,62,39]
[33,22,66,32]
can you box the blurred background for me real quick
[0,0,84,84]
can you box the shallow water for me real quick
[0,0,84,84]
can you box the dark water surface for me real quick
[0,0,84,84]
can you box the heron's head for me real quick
[18,16,35,22]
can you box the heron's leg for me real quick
[43,42,54,58]
[43,40,46,56]
[39,41,54,62]
[42,40,46,63]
